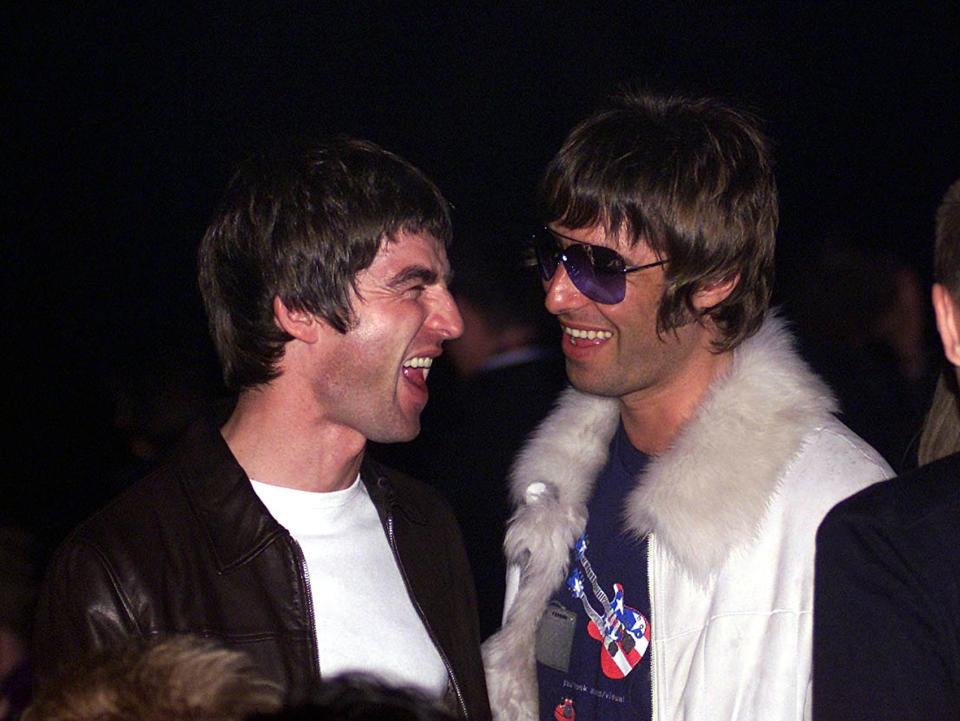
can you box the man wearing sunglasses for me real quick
[482,91,892,721]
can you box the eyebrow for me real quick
[387,265,447,289]
[547,227,598,249]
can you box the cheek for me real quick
[368,314,423,364]
[603,307,654,351]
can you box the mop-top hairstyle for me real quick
[539,90,778,351]
[198,136,452,390]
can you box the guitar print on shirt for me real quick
[567,533,650,679]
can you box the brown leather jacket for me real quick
[35,414,491,720]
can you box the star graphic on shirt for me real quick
[568,569,585,598]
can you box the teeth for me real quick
[403,356,433,381]
[562,326,613,340]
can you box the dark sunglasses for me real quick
[532,226,667,304]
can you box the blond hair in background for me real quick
[918,178,960,465]
[23,635,283,721]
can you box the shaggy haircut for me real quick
[918,177,960,464]
[198,136,452,391]
[23,635,282,721]
[538,90,778,351]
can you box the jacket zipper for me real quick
[387,512,469,719]
[291,537,322,681]
[648,533,658,721]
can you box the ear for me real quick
[932,283,960,366]
[273,296,321,343]
[692,273,740,312]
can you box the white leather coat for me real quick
[482,315,892,721]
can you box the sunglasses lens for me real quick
[563,244,626,304]
[533,228,629,304]
[533,230,561,281]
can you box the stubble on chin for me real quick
[564,361,628,399]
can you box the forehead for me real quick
[549,222,647,253]
[371,229,450,273]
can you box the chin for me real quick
[367,419,421,444]
[568,374,626,399]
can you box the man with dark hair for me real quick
[482,91,891,721]
[251,673,460,721]
[813,178,960,721]
[35,137,491,720]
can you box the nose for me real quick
[544,261,586,315]
[430,286,464,340]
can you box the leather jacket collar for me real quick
[173,411,428,573]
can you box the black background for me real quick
[4,2,958,547]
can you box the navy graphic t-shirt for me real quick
[537,421,652,721]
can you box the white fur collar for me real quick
[483,315,837,720]
[508,312,836,583]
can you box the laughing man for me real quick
[35,137,491,720]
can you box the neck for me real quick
[221,387,366,492]
[619,346,732,455]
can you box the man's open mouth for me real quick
[402,356,433,382]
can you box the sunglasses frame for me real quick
[533,226,667,304]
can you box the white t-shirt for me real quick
[250,475,448,698]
